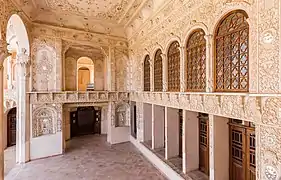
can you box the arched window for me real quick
[215,10,249,92]
[186,29,206,91]
[167,41,180,92]
[154,49,163,91]
[143,55,151,91]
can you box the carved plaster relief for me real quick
[32,107,56,137]
[32,104,62,138]
[31,38,57,91]
[115,102,130,127]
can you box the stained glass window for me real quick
[215,10,249,92]
[154,49,163,91]
[167,41,180,92]
[186,29,206,91]
[143,55,150,91]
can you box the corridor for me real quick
[5,135,166,180]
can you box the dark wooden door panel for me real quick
[70,111,78,138]
[179,110,183,158]
[230,121,256,180]
[198,113,209,175]
[94,109,101,134]
[8,108,17,147]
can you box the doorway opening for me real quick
[229,119,256,180]
[70,106,101,138]
[198,113,209,176]
[130,102,137,138]
[7,107,17,147]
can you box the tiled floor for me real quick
[5,135,167,180]
[4,145,16,176]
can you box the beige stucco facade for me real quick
[0,0,280,180]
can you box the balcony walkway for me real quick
[5,135,166,180]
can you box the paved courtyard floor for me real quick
[5,135,166,180]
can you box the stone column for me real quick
[0,42,8,180]
[0,64,4,180]
[150,58,154,92]
[6,56,12,89]
[204,34,214,92]
[161,54,168,92]
[16,51,30,164]
[179,46,186,92]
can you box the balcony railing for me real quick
[28,91,129,104]
[129,91,280,127]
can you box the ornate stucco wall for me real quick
[127,0,281,180]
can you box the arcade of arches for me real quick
[0,0,281,180]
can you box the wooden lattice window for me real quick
[186,29,206,91]
[215,10,249,92]
[154,49,163,91]
[167,41,180,92]
[143,55,151,91]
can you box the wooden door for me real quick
[94,108,101,134]
[70,111,78,138]
[198,113,209,175]
[7,108,16,147]
[229,121,256,180]
[131,104,137,138]
[77,107,95,135]
[78,68,90,91]
[179,109,183,158]
[246,129,256,180]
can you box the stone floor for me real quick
[4,145,16,176]
[5,135,167,180]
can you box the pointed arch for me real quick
[186,29,206,91]
[214,10,249,92]
[143,55,151,91]
[154,49,163,91]
[167,41,180,92]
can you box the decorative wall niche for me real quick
[33,107,57,137]
[115,102,130,127]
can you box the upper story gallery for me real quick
[0,0,280,180]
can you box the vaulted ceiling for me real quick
[12,0,162,37]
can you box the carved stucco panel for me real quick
[31,38,58,91]
[257,0,280,93]
[260,126,281,180]
[261,97,281,127]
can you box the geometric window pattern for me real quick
[143,55,151,91]
[167,41,180,92]
[154,49,163,91]
[215,10,249,92]
[186,29,206,91]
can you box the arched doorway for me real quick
[78,67,90,91]
[7,107,16,147]
[77,57,94,91]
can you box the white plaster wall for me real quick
[101,107,107,134]
[166,107,179,159]
[184,110,199,172]
[107,127,130,144]
[143,103,152,142]
[152,105,165,149]
[210,115,229,180]
[30,132,63,160]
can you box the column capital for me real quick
[204,34,213,40]
[16,49,29,66]
[0,40,9,64]
[160,53,166,59]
